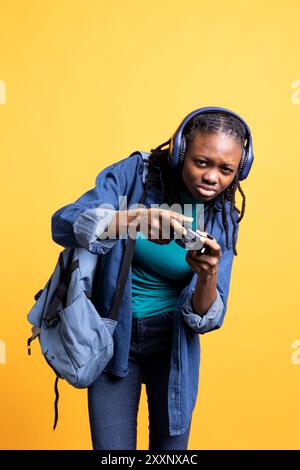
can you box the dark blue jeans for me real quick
[87,310,192,450]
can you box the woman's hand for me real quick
[185,230,222,282]
[136,208,193,245]
[104,208,193,244]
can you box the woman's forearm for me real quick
[192,268,218,317]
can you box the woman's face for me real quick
[180,131,243,201]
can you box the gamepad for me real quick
[175,226,214,256]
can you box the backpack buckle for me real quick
[44,316,60,328]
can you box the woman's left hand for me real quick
[185,230,222,281]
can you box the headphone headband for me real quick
[168,106,254,181]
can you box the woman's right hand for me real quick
[126,208,194,245]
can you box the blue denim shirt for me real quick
[51,150,239,436]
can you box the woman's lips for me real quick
[196,185,217,197]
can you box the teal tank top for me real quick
[131,184,201,318]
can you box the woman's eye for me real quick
[195,160,233,173]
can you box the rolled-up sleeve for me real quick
[73,207,117,253]
[51,164,123,255]
[181,220,239,335]
[182,287,224,334]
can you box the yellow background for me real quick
[1,0,300,450]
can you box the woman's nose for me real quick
[202,170,219,184]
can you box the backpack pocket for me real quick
[59,291,116,368]
[39,290,117,387]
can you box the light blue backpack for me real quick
[27,185,148,429]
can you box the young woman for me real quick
[51,106,254,450]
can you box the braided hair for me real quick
[148,112,247,256]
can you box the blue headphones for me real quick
[168,106,254,181]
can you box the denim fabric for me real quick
[88,310,192,450]
[182,288,224,334]
[51,150,239,436]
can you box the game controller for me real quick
[175,226,214,256]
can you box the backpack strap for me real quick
[27,326,40,355]
[53,376,60,430]
[44,249,79,328]
[108,167,150,322]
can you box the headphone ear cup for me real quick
[179,135,187,164]
[239,147,248,178]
